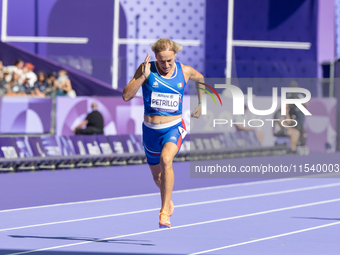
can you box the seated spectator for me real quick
[5,72,23,96]
[73,102,104,135]
[20,63,37,87]
[54,70,76,98]
[45,71,57,97]
[21,78,33,95]
[0,70,9,96]
[46,71,56,87]
[5,59,24,82]
[0,60,5,81]
[33,71,49,97]
[273,105,300,153]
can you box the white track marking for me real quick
[0,178,299,213]
[1,182,340,232]
[7,198,340,255]
[189,221,340,254]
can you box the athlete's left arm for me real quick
[182,65,204,119]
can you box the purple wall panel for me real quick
[0,137,19,159]
[224,132,239,148]
[56,96,191,137]
[13,137,34,158]
[56,96,140,136]
[95,135,113,155]
[0,94,335,153]
[41,136,62,156]
[28,137,47,157]
[0,97,52,134]
[119,134,143,153]
[69,136,88,155]
[191,94,337,152]
[57,136,76,156]
[0,96,1,135]
[107,135,125,154]
[82,135,101,156]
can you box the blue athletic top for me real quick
[142,61,186,116]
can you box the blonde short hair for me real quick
[151,38,183,54]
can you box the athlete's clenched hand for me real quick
[191,104,202,118]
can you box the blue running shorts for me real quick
[142,118,187,166]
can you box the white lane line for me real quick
[189,221,340,255]
[2,182,340,232]
[7,198,340,255]
[0,193,159,213]
[0,178,299,213]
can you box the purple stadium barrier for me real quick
[0,97,52,134]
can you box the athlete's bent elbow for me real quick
[122,89,132,101]
[122,94,131,102]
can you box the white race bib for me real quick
[151,92,179,113]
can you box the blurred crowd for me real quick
[0,59,76,98]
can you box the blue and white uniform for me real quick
[142,61,187,165]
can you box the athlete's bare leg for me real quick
[149,153,175,217]
[149,164,161,189]
[158,142,178,213]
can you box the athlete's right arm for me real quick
[122,53,151,102]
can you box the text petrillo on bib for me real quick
[151,92,179,113]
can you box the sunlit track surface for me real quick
[1,153,339,255]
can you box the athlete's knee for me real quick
[160,155,173,169]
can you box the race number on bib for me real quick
[151,92,179,113]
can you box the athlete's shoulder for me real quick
[179,63,194,75]
[179,63,203,80]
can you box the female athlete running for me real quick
[123,38,204,228]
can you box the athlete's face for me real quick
[155,50,176,74]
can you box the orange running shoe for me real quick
[159,210,171,228]
[169,200,174,216]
